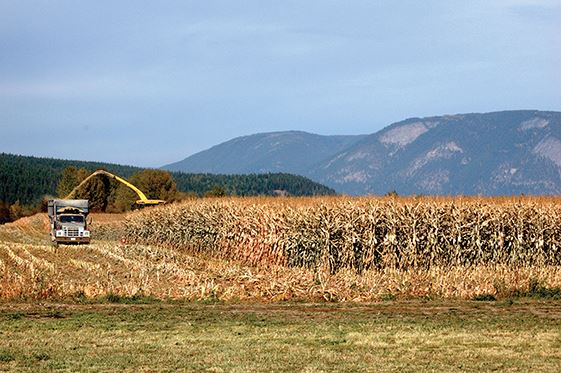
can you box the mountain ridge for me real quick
[164,131,367,174]
[163,110,561,195]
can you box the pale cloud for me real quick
[502,0,561,7]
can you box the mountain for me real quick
[163,131,366,174]
[315,110,561,195]
[0,153,335,206]
[164,110,561,195]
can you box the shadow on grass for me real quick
[473,278,561,302]
[70,291,161,304]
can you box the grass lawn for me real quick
[0,300,560,372]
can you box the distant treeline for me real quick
[0,153,139,206]
[0,153,335,219]
[172,173,335,198]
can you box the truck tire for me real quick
[49,235,58,248]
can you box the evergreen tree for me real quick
[131,169,177,201]
[56,166,80,197]
[56,167,90,198]
[113,170,177,211]
[56,167,112,211]
[0,201,11,224]
[77,174,112,211]
[113,182,137,212]
[205,186,227,197]
[9,200,23,221]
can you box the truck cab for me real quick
[48,199,91,244]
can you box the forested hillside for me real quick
[172,173,334,197]
[0,153,140,206]
[0,153,335,210]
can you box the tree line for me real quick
[0,153,335,223]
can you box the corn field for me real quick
[125,197,561,273]
[1,205,561,301]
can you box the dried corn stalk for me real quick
[124,197,561,273]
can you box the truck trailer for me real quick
[48,199,91,245]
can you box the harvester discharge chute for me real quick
[65,170,166,209]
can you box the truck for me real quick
[47,169,165,245]
[48,199,91,245]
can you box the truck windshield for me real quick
[60,215,84,224]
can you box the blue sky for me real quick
[1,0,560,167]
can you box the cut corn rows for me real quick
[124,197,561,273]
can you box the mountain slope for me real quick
[165,110,561,195]
[315,110,561,195]
[163,131,366,174]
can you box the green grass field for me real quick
[1,300,560,372]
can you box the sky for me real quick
[1,0,560,167]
